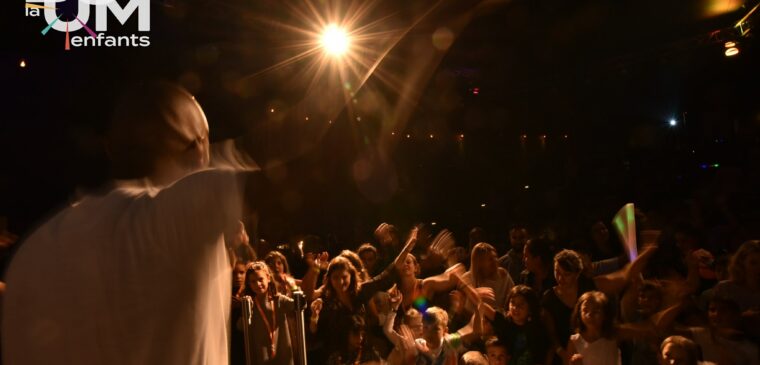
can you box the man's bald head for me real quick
[107,82,210,185]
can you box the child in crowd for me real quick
[484,337,510,365]
[463,284,550,365]
[658,336,704,365]
[327,315,384,365]
[416,307,468,365]
[238,261,296,365]
[264,251,300,296]
[567,291,621,365]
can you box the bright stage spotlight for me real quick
[321,24,350,56]
[724,47,739,57]
[669,119,678,127]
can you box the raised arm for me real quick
[357,228,418,302]
[418,229,456,274]
[383,311,405,347]
[593,242,658,295]
[455,273,497,321]
[301,252,328,301]
[421,263,465,295]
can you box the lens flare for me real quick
[413,296,428,312]
[321,24,350,56]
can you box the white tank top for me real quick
[570,333,621,365]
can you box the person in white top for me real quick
[567,291,621,365]
[2,82,261,364]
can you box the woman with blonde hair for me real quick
[459,242,514,311]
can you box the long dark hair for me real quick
[339,250,369,283]
[525,238,555,269]
[507,285,540,321]
[264,251,291,275]
[322,256,360,300]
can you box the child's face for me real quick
[233,263,246,288]
[406,316,424,338]
[330,268,352,294]
[508,295,530,324]
[360,251,378,272]
[247,269,270,295]
[487,345,509,365]
[348,330,364,350]
[423,320,446,341]
[581,299,604,330]
[273,259,285,275]
[660,343,688,365]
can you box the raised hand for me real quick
[306,252,330,270]
[374,223,394,245]
[389,286,403,311]
[316,252,330,270]
[449,290,464,314]
[447,246,467,267]
[310,298,323,317]
[393,227,418,273]
[475,287,496,304]
[304,252,317,268]
[398,324,420,359]
[570,353,584,365]
[428,229,455,261]
[308,297,323,334]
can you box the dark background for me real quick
[2,0,759,253]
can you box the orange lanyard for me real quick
[254,296,277,358]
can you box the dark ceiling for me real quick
[3,0,759,245]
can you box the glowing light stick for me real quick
[612,203,638,262]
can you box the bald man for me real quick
[2,82,260,364]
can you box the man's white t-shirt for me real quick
[3,169,246,364]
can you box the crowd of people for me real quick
[1,82,757,365]
[227,218,760,365]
